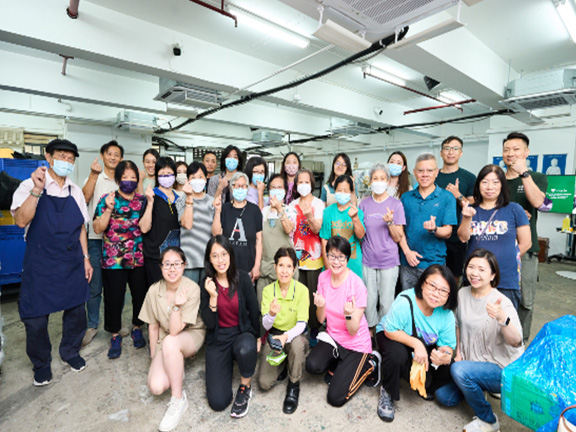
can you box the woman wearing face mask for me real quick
[320,175,365,278]
[287,168,324,346]
[139,148,160,194]
[93,160,148,359]
[245,156,268,209]
[321,153,357,207]
[179,162,215,285]
[212,172,263,283]
[207,145,244,204]
[256,174,298,304]
[140,157,188,288]
[358,163,406,334]
[280,152,301,206]
[173,161,188,194]
[386,151,412,198]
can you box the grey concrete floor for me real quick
[0,260,574,432]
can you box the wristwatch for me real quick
[499,316,510,327]
[457,195,465,202]
[172,305,180,312]
[520,171,530,178]
[345,315,352,320]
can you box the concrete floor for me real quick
[0,260,574,432]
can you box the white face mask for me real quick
[189,178,206,193]
[297,183,312,197]
[371,181,388,195]
[176,173,187,185]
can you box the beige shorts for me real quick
[156,327,206,354]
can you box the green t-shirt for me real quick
[507,171,548,254]
[436,168,477,242]
[261,279,309,331]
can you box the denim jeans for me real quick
[184,268,205,285]
[86,239,103,329]
[436,360,502,424]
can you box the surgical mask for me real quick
[176,173,187,185]
[189,178,206,193]
[225,157,239,171]
[232,188,248,202]
[119,180,138,194]
[52,159,74,177]
[388,163,403,177]
[335,192,351,205]
[270,189,286,202]
[371,181,388,195]
[252,173,265,185]
[158,174,175,188]
[285,163,298,176]
[297,183,311,197]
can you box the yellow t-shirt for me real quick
[261,279,309,331]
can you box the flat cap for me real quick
[45,139,80,157]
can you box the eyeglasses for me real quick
[161,261,184,270]
[424,280,450,297]
[335,162,347,168]
[442,146,462,153]
[327,253,347,263]
[210,251,229,261]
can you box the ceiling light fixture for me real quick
[554,0,576,43]
[231,8,310,49]
[313,19,371,52]
[362,65,406,87]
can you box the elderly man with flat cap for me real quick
[11,139,92,386]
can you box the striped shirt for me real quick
[180,194,215,269]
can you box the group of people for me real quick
[9,130,548,432]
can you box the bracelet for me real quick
[83,254,90,259]
[29,190,42,198]
[185,203,194,207]
[209,305,217,311]
[386,221,393,226]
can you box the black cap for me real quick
[45,139,80,157]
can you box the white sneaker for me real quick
[159,390,188,432]
[463,414,500,432]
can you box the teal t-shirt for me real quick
[319,203,365,277]
[376,288,456,349]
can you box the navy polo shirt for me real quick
[400,185,457,268]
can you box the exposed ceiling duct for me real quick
[252,130,285,146]
[154,78,228,109]
[115,110,157,133]
[330,118,374,137]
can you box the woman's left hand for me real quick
[343,297,356,317]
[272,333,288,350]
[256,180,266,194]
[486,297,506,322]
[348,204,358,219]
[182,182,193,196]
[175,286,189,307]
[430,348,452,366]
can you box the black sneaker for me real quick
[61,356,86,372]
[131,327,146,349]
[323,370,334,385]
[33,367,53,387]
[230,384,252,418]
[365,350,382,387]
[377,386,395,422]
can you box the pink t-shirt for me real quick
[317,269,372,354]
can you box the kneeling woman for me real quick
[436,249,523,432]
[306,236,381,407]
[138,247,206,432]
[375,264,457,422]
[257,247,309,414]
[200,235,260,418]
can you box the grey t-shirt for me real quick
[180,194,215,269]
[456,287,524,368]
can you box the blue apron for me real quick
[19,186,89,318]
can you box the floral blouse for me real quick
[94,191,146,269]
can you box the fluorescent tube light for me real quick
[232,9,310,49]
[363,66,406,87]
[555,0,576,43]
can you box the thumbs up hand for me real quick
[486,297,506,322]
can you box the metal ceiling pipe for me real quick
[67,0,79,19]
[403,99,476,115]
[59,54,74,75]
[189,0,237,27]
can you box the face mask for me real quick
[158,174,175,188]
[225,157,239,171]
[52,159,74,177]
[335,192,351,205]
[297,183,311,197]
[252,173,265,185]
[270,189,286,202]
[176,173,187,185]
[119,180,138,194]
[285,163,299,176]
[232,188,248,202]
[371,181,388,195]
[189,178,206,193]
[388,163,403,177]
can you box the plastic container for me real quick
[0,158,48,181]
[0,225,26,286]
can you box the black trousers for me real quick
[205,327,258,411]
[144,258,162,289]
[306,340,373,407]
[102,267,147,333]
[21,303,86,374]
[377,332,452,400]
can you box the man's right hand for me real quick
[90,157,103,175]
[31,166,47,193]
[405,249,422,267]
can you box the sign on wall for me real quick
[542,154,567,175]
[546,175,576,214]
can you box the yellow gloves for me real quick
[410,360,427,398]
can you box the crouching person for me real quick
[139,247,205,432]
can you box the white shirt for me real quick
[84,171,118,240]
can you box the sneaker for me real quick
[488,392,501,400]
[159,390,189,432]
[61,356,86,372]
[118,327,130,338]
[309,328,319,348]
[377,386,395,422]
[33,368,53,387]
[463,415,500,432]
[230,384,252,418]
[131,327,146,349]
[365,350,382,387]
[81,327,98,347]
[323,370,334,385]
[108,335,122,359]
